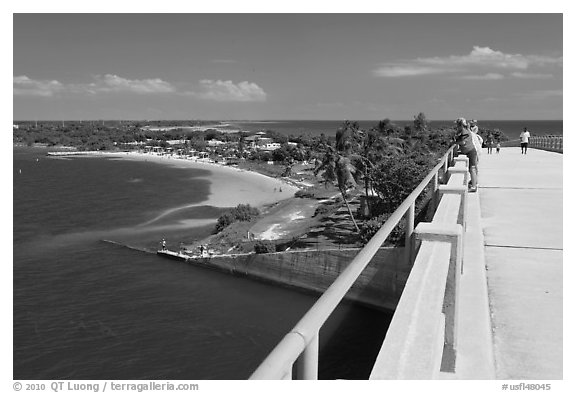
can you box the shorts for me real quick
[466,149,478,167]
[521,142,528,148]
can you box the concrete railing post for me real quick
[404,202,415,266]
[438,185,468,233]
[295,333,319,380]
[282,368,293,380]
[432,172,439,209]
[447,167,469,186]
[413,223,463,372]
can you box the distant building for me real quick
[13,124,19,129]
[140,126,181,132]
[260,143,281,151]
[243,134,282,150]
[166,139,187,146]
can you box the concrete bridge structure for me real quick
[250,142,563,380]
[471,146,562,379]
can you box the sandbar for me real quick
[86,151,300,209]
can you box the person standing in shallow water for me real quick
[520,127,531,154]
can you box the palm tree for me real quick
[282,161,294,177]
[352,128,405,217]
[314,146,361,232]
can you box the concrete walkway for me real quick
[477,147,563,379]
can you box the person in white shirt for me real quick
[469,120,483,157]
[469,119,479,134]
[520,127,531,154]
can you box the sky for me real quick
[13,13,563,121]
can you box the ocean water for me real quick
[13,147,392,380]
[228,120,563,140]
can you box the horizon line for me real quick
[13,118,564,122]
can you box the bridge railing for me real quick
[369,156,469,379]
[530,135,563,153]
[249,145,461,380]
[498,135,563,153]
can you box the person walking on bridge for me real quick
[520,127,531,154]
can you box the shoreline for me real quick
[38,148,325,248]
[46,150,301,210]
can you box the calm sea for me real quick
[228,120,563,140]
[13,147,392,380]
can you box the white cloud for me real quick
[511,72,554,79]
[459,73,505,80]
[517,89,563,100]
[421,46,530,69]
[373,65,448,77]
[195,79,267,102]
[14,74,176,96]
[13,75,64,97]
[373,46,562,79]
[88,74,176,94]
[14,75,269,104]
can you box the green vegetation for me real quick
[215,204,260,233]
[12,120,219,150]
[14,116,506,251]
[313,204,332,217]
[294,189,315,198]
[312,114,453,237]
[371,155,436,215]
[254,240,276,254]
[478,128,509,145]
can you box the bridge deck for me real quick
[459,147,562,379]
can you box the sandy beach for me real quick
[62,151,300,209]
[46,150,307,244]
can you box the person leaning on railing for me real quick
[454,117,478,193]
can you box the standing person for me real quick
[469,120,483,187]
[161,238,167,251]
[469,119,479,134]
[520,127,531,154]
[496,141,501,154]
[486,137,494,154]
[455,117,478,193]
[469,119,483,158]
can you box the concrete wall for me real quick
[178,248,409,311]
